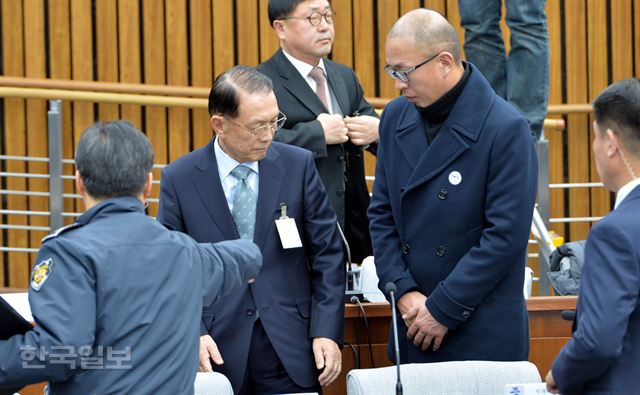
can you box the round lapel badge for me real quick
[448,171,462,186]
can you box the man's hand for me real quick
[397,291,427,328]
[317,113,348,144]
[406,304,448,352]
[312,337,342,387]
[199,335,223,372]
[344,115,380,146]
[545,370,560,394]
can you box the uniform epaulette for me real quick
[41,222,82,243]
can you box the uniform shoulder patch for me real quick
[31,258,54,291]
[41,223,82,243]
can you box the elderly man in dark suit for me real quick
[546,78,640,394]
[369,9,537,363]
[257,0,378,263]
[158,66,344,395]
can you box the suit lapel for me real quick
[325,60,349,115]
[275,49,327,115]
[192,141,239,240]
[253,146,285,250]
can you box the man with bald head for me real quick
[368,9,538,363]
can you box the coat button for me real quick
[401,242,411,255]
[438,189,448,200]
[462,311,471,319]
[246,308,256,316]
[337,154,344,162]
[436,245,446,257]
[400,187,405,194]
[337,188,345,197]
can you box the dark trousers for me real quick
[237,319,321,395]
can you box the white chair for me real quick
[347,360,541,395]
[359,256,387,302]
[194,371,233,395]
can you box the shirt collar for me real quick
[282,49,327,79]
[614,177,640,209]
[214,136,259,178]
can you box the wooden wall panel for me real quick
[118,0,142,128]
[212,0,235,76]
[546,0,565,238]
[70,0,94,216]
[587,0,611,220]
[23,0,47,270]
[259,0,279,63]
[353,0,375,96]
[331,0,353,67]
[142,0,167,218]
[401,0,422,15]
[49,0,77,228]
[564,1,590,242]
[424,0,446,16]
[96,0,120,121]
[190,0,214,150]
[377,0,399,99]
[237,0,260,66]
[165,0,190,161]
[1,0,640,288]
[2,0,28,287]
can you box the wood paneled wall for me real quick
[1,0,638,288]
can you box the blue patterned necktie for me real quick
[230,165,256,240]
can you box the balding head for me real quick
[388,9,461,64]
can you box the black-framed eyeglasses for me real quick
[224,112,287,137]
[279,10,335,26]
[384,52,440,83]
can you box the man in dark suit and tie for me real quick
[546,78,640,394]
[157,66,345,394]
[257,0,379,264]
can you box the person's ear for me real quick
[437,52,455,77]
[210,115,225,136]
[273,19,286,40]
[606,128,620,157]
[143,172,153,200]
[75,170,85,195]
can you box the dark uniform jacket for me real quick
[258,49,376,263]
[0,196,260,394]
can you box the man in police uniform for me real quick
[0,121,261,394]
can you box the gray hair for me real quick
[75,121,154,199]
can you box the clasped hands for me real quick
[398,291,448,352]
[317,113,379,146]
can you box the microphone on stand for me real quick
[385,282,403,395]
[336,222,365,303]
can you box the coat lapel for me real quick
[192,141,239,240]
[253,146,285,250]
[275,49,327,115]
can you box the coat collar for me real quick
[192,140,284,249]
[395,64,496,191]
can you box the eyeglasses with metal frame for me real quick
[278,9,335,26]
[383,52,440,83]
[224,112,287,137]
